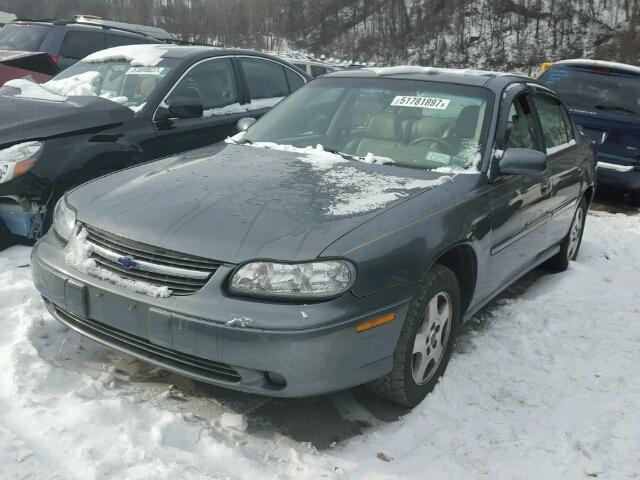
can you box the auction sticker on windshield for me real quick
[391,96,450,110]
[127,66,167,75]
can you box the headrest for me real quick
[453,105,481,138]
[366,112,403,141]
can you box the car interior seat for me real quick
[344,111,404,158]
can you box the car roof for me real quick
[551,58,640,75]
[81,44,304,68]
[325,65,530,89]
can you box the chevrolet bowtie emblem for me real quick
[116,256,138,269]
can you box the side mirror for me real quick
[499,148,547,176]
[236,117,256,133]
[156,96,203,122]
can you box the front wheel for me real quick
[366,264,460,407]
[544,197,588,272]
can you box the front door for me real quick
[487,93,553,296]
[141,57,247,159]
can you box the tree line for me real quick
[0,0,638,69]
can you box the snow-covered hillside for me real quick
[0,209,639,479]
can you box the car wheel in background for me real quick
[544,196,588,272]
[629,190,640,208]
[366,264,460,408]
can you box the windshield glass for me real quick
[40,57,178,110]
[540,66,640,115]
[0,24,51,51]
[244,77,492,170]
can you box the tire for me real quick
[629,190,640,208]
[544,196,588,272]
[366,264,461,408]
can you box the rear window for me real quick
[60,31,105,60]
[540,65,640,116]
[0,24,51,51]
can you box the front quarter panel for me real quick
[322,174,492,306]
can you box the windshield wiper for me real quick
[322,148,395,165]
[595,104,637,115]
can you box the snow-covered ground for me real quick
[0,208,638,479]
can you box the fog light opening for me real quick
[265,371,287,388]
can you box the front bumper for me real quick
[31,232,409,397]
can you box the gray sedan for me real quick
[32,67,595,407]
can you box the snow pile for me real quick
[0,210,639,478]
[64,228,172,298]
[84,45,168,67]
[45,71,101,97]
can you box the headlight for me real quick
[229,260,356,299]
[0,141,43,184]
[53,197,76,241]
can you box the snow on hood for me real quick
[83,44,168,66]
[229,140,453,216]
[4,73,135,110]
[2,78,66,102]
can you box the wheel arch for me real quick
[431,243,478,316]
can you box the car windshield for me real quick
[540,66,640,116]
[243,77,492,170]
[40,56,179,110]
[0,24,51,51]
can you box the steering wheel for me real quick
[409,136,455,153]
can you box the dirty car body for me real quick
[0,44,308,240]
[32,68,595,399]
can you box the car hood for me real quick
[68,143,455,263]
[0,84,133,148]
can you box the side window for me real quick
[284,68,305,93]
[240,57,290,100]
[166,58,238,116]
[310,65,327,77]
[504,96,538,150]
[60,31,105,59]
[532,94,573,152]
[107,34,152,48]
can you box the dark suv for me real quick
[539,59,640,205]
[0,45,308,244]
[0,18,162,70]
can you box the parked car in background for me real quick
[0,16,164,71]
[0,44,308,241]
[283,57,337,78]
[33,67,594,408]
[0,49,57,85]
[539,59,640,205]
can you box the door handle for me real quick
[541,180,552,196]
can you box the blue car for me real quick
[539,59,640,205]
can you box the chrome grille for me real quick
[84,225,220,295]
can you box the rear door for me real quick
[237,56,306,119]
[530,92,583,245]
[58,30,106,69]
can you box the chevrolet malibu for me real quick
[32,67,595,407]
